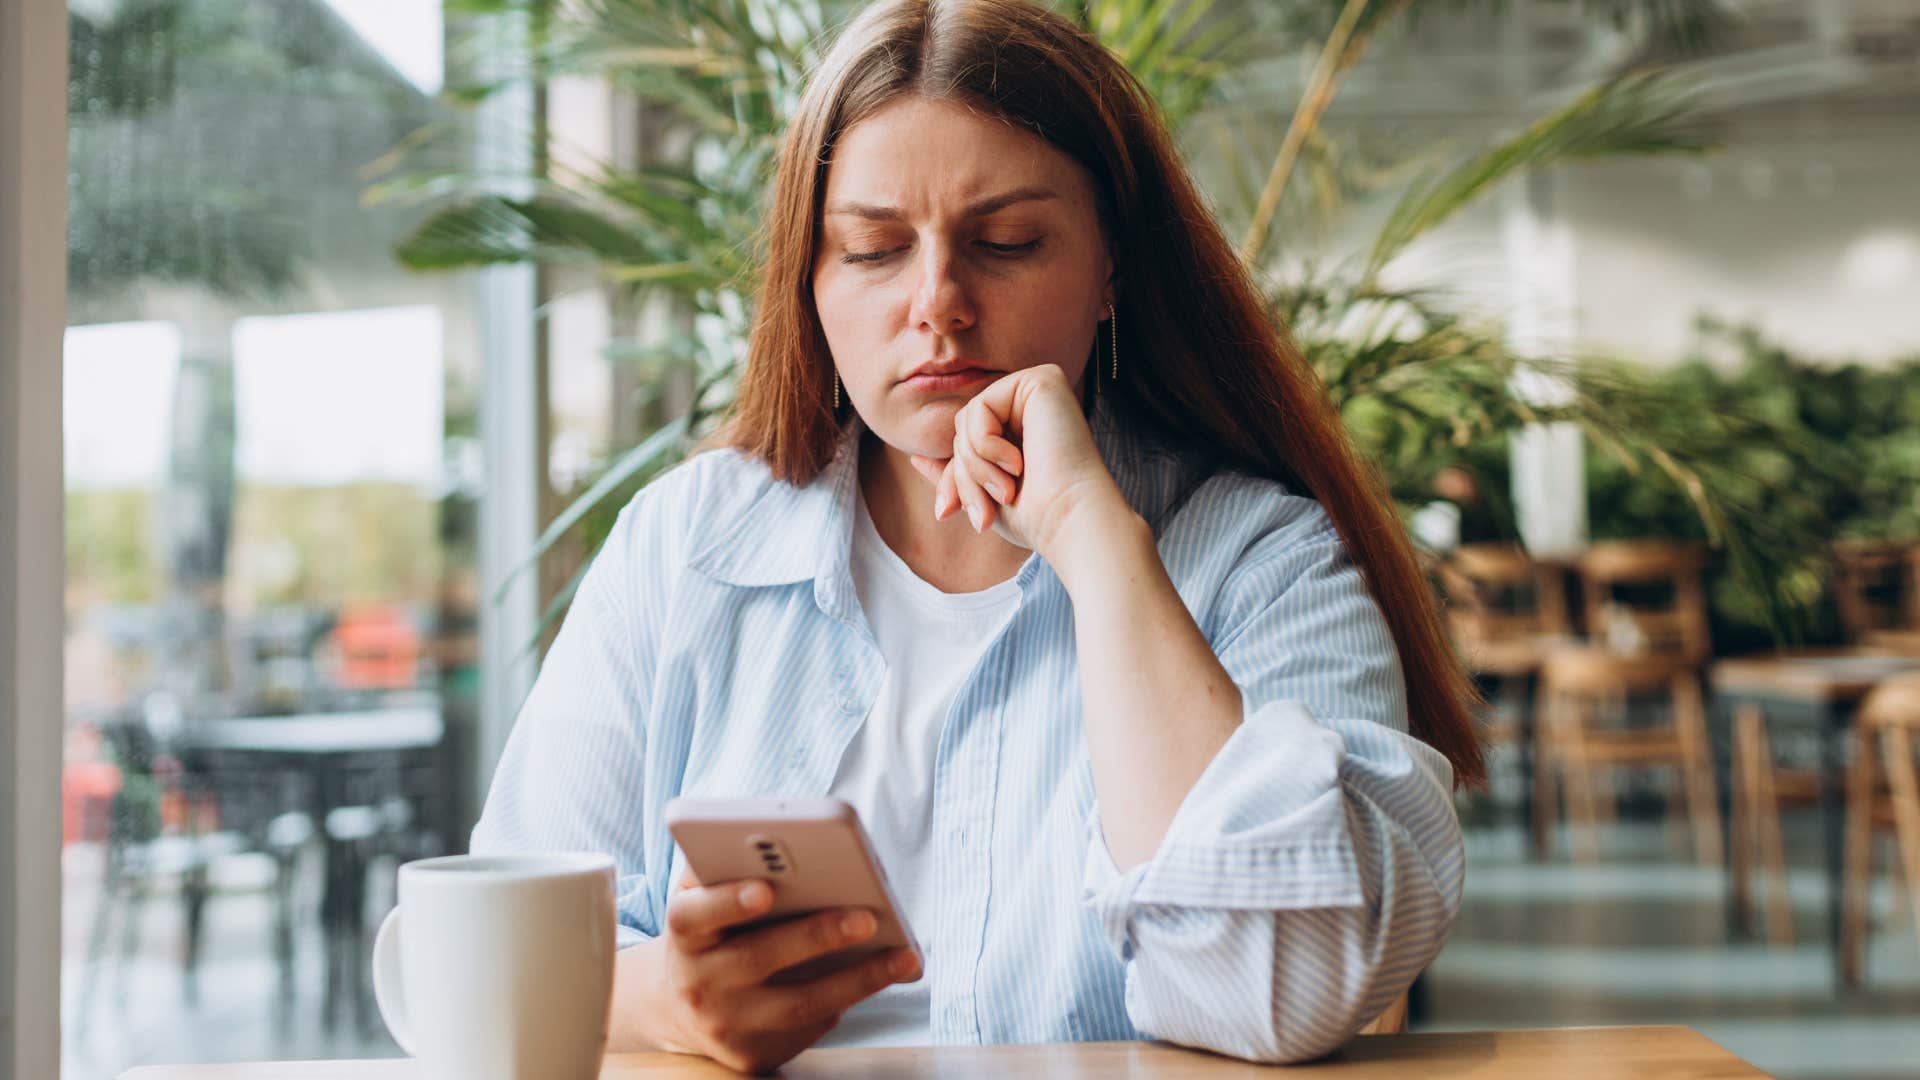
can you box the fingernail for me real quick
[966,504,982,531]
[890,951,918,978]
[986,480,1006,502]
[842,911,875,939]
[739,881,769,908]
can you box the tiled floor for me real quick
[58,813,1920,1079]
[1424,817,1920,1080]
[60,843,401,1080]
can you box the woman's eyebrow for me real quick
[824,185,1060,221]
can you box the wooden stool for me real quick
[1728,704,1822,945]
[1841,673,1920,986]
[1535,541,1719,863]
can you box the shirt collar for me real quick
[686,396,1183,614]
[685,421,862,595]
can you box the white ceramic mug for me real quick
[373,852,617,1080]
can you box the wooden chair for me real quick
[1729,542,1917,941]
[1534,542,1720,864]
[1435,545,1573,848]
[1437,543,1572,684]
[1840,673,1920,986]
[1728,704,1823,945]
[1833,541,1920,653]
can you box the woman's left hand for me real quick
[908,363,1125,559]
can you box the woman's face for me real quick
[812,97,1114,459]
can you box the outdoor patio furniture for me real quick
[1840,672,1920,987]
[1535,542,1720,864]
[1712,650,1920,986]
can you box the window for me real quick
[59,2,498,1072]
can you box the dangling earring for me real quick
[1106,301,1118,381]
[832,371,841,409]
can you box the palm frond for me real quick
[1422,1,1740,61]
[1237,0,1417,265]
[1581,0,1741,60]
[1288,279,1826,639]
[1365,69,1714,278]
[492,413,691,605]
[1075,0,1255,128]
[552,0,830,133]
[1265,0,1423,51]
[395,193,657,269]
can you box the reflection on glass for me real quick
[60,2,478,1076]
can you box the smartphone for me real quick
[663,796,921,984]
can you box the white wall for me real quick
[1561,121,1920,365]
[1343,0,1920,369]
[1386,102,1920,368]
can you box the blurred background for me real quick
[55,2,1919,1078]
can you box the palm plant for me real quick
[382,0,1815,638]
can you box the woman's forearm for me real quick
[1047,494,1243,870]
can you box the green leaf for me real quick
[491,413,691,605]
[1080,0,1253,127]
[1365,70,1715,277]
[394,193,667,270]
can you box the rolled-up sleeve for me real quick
[469,500,662,949]
[1081,510,1463,1063]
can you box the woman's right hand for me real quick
[632,874,922,1074]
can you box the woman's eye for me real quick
[838,239,1042,266]
[980,239,1042,257]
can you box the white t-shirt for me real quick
[825,490,1021,1045]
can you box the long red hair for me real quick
[724,0,1484,786]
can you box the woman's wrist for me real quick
[1038,483,1155,598]
[609,937,682,1054]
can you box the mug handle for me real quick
[372,908,418,1057]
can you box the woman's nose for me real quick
[907,244,976,334]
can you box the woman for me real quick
[472,0,1483,1071]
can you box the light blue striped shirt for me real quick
[470,409,1464,1063]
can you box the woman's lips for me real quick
[902,368,996,393]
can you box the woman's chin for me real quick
[872,400,967,459]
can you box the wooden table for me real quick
[1711,651,1920,984]
[120,1028,1767,1079]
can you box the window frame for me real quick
[2,0,68,1075]
[3,5,548,1072]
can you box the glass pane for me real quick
[55,2,1920,1078]
[60,2,483,1074]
